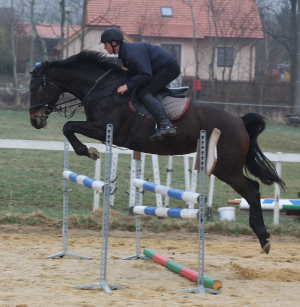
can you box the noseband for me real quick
[29,68,115,119]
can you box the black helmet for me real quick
[100,27,124,44]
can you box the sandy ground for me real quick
[0,225,300,307]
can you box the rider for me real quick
[100,27,181,141]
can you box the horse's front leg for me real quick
[63,121,105,160]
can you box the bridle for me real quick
[29,74,66,119]
[29,68,125,119]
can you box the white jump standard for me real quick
[69,124,125,294]
[46,138,92,260]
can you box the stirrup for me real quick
[158,125,177,137]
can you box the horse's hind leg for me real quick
[227,175,271,254]
[245,177,270,241]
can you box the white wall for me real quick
[181,37,256,81]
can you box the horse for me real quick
[29,50,285,254]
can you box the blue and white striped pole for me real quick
[132,206,199,219]
[133,179,199,203]
[63,170,105,192]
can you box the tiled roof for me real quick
[86,0,263,39]
[22,24,82,39]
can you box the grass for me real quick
[0,109,300,235]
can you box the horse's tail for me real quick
[242,113,286,189]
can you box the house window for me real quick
[161,6,173,17]
[217,47,234,67]
[161,44,181,66]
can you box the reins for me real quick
[80,68,114,105]
[29,68,127,119]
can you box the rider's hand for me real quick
[117,84,128,95]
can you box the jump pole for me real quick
[70,124,125,294]
[143,248,222,291]
[46,137,92,260]
[131,206,200,219]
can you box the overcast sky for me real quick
[0,0,10,7]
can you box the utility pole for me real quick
[294,0,300,113]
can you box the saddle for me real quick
[123,86,190,148]
[128,86,190,120]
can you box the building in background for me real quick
[15,0,264,83]
[55,0,264,82]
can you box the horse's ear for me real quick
[37,61,49,77]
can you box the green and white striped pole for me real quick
[143,248,222,292]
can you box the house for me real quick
[21,0,263,82]
[55,0,263,83]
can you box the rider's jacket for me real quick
[118,41,177,90]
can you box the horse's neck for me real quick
[49,67,113,100]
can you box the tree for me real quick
[0,9,13,74]
[59,0,66,60]
[182,0,201,101]
[257,0,299,110]
[30,0,48,62]
[59,0,117,57]
[207,0,219,97]
[19,0,62,67]
[211,1,262,101]
[10,0,20,106]
[67,0,93,52]
[79,0,88,51]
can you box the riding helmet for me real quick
[100,27,124,44]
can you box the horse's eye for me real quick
[32,85,40,94]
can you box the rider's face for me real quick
[104,42,113,54]
[104,41,117,54]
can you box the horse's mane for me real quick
[31,50,123,77]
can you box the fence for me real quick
[1,139,300,225]
[0,73,292,108]
[183,78,291,106]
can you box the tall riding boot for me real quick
[141,93,177,141]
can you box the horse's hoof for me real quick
[262,241,271,254]
[88,147,101,160]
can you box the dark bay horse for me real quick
[29,50,285,254]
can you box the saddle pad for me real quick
[128,96,190,120]
[163,96,189,120]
